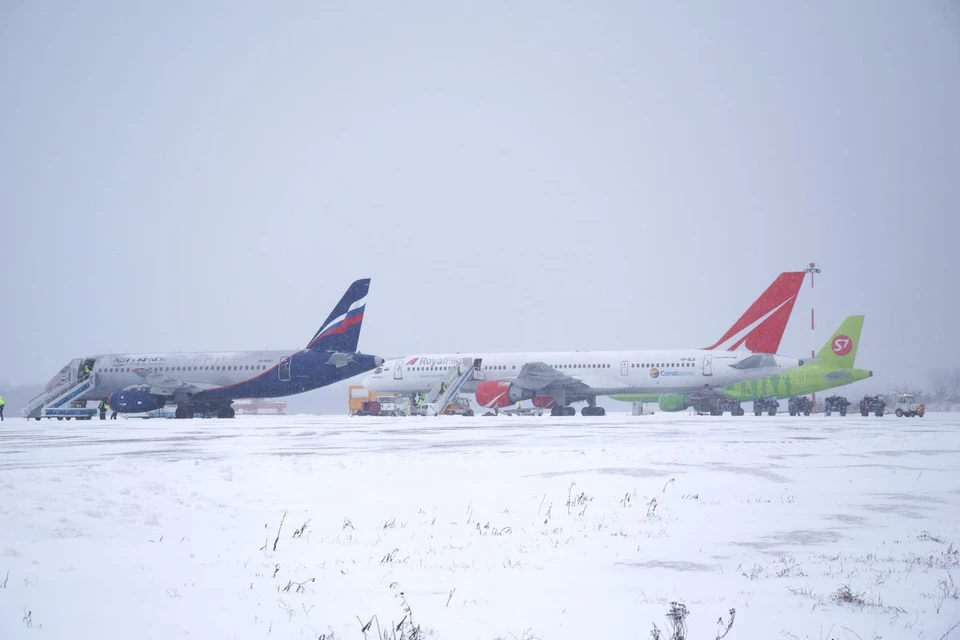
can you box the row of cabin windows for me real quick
[551,364,612,369]
[411,365,516,371]
[631,362,696,369]
[410,362,694,372]
[104,364,270,373]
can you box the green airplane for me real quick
[609,315,872,411]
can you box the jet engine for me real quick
[657,393,689,412]
[474,381,534,408]
[532,395,556,409]
[109,390,165,413]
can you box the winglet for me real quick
[815,315,864,369]
[704,271,805,353]
[306,278,371,352]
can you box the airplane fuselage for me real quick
[364,349,801,398]
[79,349,380,407]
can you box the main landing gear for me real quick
[173,404,236,419]
[549,404,606,416]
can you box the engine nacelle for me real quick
[475,380,534,408]
[531,395,556,409]
[657,393,689,412]
[109,390,165,413]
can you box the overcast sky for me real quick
[2,1,958,396]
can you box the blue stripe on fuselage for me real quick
[196,350,378,403]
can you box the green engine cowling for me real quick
[658,393,689,412]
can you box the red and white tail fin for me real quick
[704,272,805,353]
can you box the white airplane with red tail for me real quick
[363,272,807,416]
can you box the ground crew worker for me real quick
[83,362,92,377]
[98,399,107,420]
[110,402,117,420]
[0,395,5,421]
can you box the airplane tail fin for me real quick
[306,278,371,352]
[815,315,864,369]
[704,271,805,353]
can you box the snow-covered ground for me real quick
[2,412,959,639]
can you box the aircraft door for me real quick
[69,358,83,383]
[703,354,713,377]
[279,356,291,382]
[621,360,629,376]
[393,359,403,380]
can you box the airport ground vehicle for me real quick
[351,393,406,416]
[894,393,925,417]
[788,396,813,416]
[823,395,850,416]
[348,385,475,416]
[753,396,779,416]
[693,394,744,416]
[439,396,475,416]
[356,397,405,416]
[860,395,886,417]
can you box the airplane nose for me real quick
[374,356,384,367]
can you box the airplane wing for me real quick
[511,362,591,394]
[129,368,219,397]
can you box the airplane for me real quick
[24,279,383,420]
[361,272,809,416]
[611,315,872,412]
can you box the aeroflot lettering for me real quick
[111,356,167,365]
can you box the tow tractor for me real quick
[753,396,779,416]
[894,393,925,418]
[860,395,886,417]
[788,396,813,416]
[823,395,851,416]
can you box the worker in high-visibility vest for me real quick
[0,395,5,421]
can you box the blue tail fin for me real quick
[306,278,370,352]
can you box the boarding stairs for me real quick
[421,357,482,416]
[22,375,98,420]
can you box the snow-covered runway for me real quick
[2,413,959,639]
